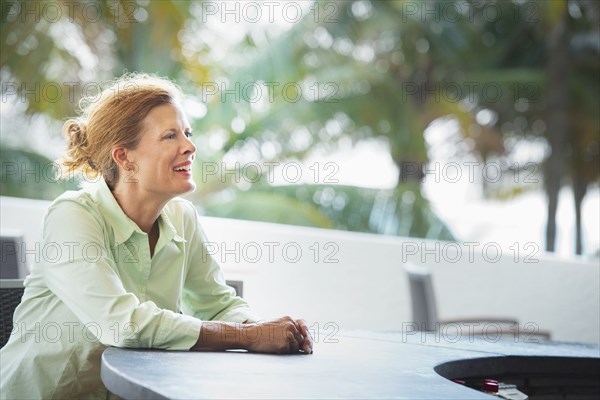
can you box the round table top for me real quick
[101,330,600,399]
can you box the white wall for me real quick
[1,195,599,344]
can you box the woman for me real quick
[0,73,313,399]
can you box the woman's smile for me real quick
[173,160,193,176]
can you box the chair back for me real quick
[0,279,25,348]
[1,232,28,279]
[404,263,438,331]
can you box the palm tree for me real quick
[195,0,599,253]
[1,0,204,120]
[1,0,207,198]
[3,0,598,250]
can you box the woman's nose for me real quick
[183,137,196,155]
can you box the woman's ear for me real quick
[112,147,129,170]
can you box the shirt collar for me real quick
[90,178,185,247]
[159,208,186,244]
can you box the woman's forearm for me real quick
[190,317,313,354]
[191,321,247,351]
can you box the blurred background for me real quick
[1,0,599,258]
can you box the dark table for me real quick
[101,330,600,399]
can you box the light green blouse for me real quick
[0,178,259,399]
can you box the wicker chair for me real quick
[0,279,25,348]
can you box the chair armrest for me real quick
[438,318,551,341]
[439,317,519,327]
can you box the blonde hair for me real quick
[59,73,183,188]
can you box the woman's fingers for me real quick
[290,322,305,344]
[295,319,314,354]
[284,320,305,353]
[245,317,314,354]
[286,329,300,353]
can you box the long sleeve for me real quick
[181,206,261,323]
[40,200,202,350]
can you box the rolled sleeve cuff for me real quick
[156,313,203,350]
[215,306,262,324]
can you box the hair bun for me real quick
[61,119,95,177]
[65,119,88,148]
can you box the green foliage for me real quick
[196,0,599,189]
[0,146,78,200]
[203,190,335,229]
[202,183,455,240]
[2,0,598,250]
[1,0,205,119]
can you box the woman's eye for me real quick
[163,131,191,140]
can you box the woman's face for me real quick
[121,102,197,199]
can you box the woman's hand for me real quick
[243,316,313,354]
[192,317,313,354]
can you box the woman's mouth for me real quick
[173,164,192,174]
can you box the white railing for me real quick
[1,195,598,344]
